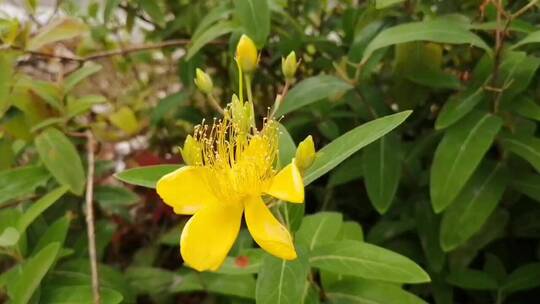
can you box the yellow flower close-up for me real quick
[156,105,304,272]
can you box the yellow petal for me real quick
[180,203,243,271]
[265,162,304,203]
[156,166,217,214]
[244,195,297,260]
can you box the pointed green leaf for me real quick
[115,164,181,188]
[440,163,507,251]
[234,0,270,47]
[64,63,102,92]
[501,134,540,173]
[186,21,236,60]
[361,18,490,64]
[430,111,502,213]
[17,186,69,235]
[309,240,430,283]
[511,173,540,202]
[40,285,123,304]
[256,248,310,304]
[275,75,353,117]
[501,263,540,294]
[305,111,411,185]
[296,212,343,251]
[362,133,402,214]
[326,278,428,304]
[446,269,498,290]
[27,17,88,51]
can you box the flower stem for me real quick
[245,73,253,104]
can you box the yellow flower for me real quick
[156,106,304,271]
[236,35,258,73]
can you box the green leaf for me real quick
[362,133,402,214]
[20,79,63,111]
[35,128,86,195]
[440,163,507,251]
[500,134,540,173]
[430,111,502,213]
[63,63,102,92]
[415,200,445,272]
[256,248,310,304]
[275,75,353,116]
[39,285,123,304]
[95,185,139,207]
[202,272,256,299]
[296,212,343,251]
[17,186,69,235]
[339,221,364,242]
[125,267,190,295]
[234,0,270,47]
[186,21,236,60]
[10,242,61,304]
[435,54,493,129]
[446,269,498,290]
[309,240,430,283]
[304,111,411,185]
[0,165,50,206]
[501,263,540,294]
[0,53,15,115]
[328,153,363,186]
[326,278,428,304]
[66,95,107,118]
[511,30,540,49]
[513,97,540,121]
[361,18,490,64]
[115,164,181,188]
[27,17,88,51]
[151,92,189,125]
[0,227,20,247]
[192,4,232,41]
[216,249,263,275]
[375,0,405,9]
[511,173,540,202]
[33,214,71,254]
[136,0,165,27]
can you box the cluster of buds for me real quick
[191,34,314,171]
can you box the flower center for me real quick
[192,111,279,202]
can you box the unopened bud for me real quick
[236,35,258,73]
[230,94,254,133]
[194,68,213,94]
[181,135,202,166]
[295,135,316,172]
[282,51,298,79]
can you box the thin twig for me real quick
[208,94,225,114]
[8,39,227,62]
[512,0,539,19]
[84,130,100,304]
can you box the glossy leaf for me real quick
[500,134,540,173]
[309,240,430,283]
[296,212,343,250]
[440,163,507,251]
[275,75,353,116]
[362,133,402,214]
[234,0,270,47]
[35,128,86,195]
[430,111,502,213]
[326,278,428,304]
[186,21,236,60]
[33,214,71,254]
[511,173,540,202]
[305,111,412,185]
[361,18,490,64]
[256,248,310,304]
[115,164,181,188]
[415,200,445,272]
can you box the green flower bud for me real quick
[282,51,298,79]
[230,94,254,133]
[295,135,316,172]
[181,135,202,166]
[194,68,213,94]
